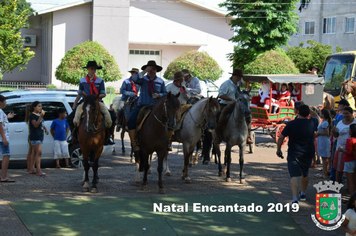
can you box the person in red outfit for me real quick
[278,83,293,107]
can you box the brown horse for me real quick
[136,92,181,193]
[341,80,356,104]
[78,93,106,193]
[323,92,335,110]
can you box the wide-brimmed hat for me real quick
[83,61,103,69]
[141,60,162,72]
[173,71,184,81]
[310,66,320,72]
[0,95,8,102]
[128,68,139,74]
[182,69,191,77]
[336,99,350,106]
[229,69,243,77]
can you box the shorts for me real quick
[0,142,10,156]
[30,140,43,146]
[344,160,356,173]
[287,156,312,178]
[333,150,345,172]
[53,140,69,159]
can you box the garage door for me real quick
[128,50,162,78]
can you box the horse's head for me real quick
[341,80,353,99]
[237,87,251,117]
[82,93,101,133]
[165,92,181,130]
[205,96,220,130]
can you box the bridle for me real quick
[188,99,211,129]
[232,93,250,125]
[154,99,169,127]
[84,102,103,133]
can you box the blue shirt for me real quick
[120,78,140,102]
[50,119,69,141]
[334,113,344,126]
[78,76,106,99]
[132,72,167,106]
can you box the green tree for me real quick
[0,0,35,79]
[164,50,223,81]
[243,48,299,89]
[55,41,122,85]
[220,0,299,69]
[286,39,339,73]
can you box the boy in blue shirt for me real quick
[51,108,70,168]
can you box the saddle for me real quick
[215,103,235,140]
[136,104,153,131]
[175,104,192,131]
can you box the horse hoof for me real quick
[240,179,246,184]
[142,185,147,191]
[81,181,85,185]
[83,187,89,192]
[193,161,198,165]
[148,169,152,174]
[165,171,172,176]
[159,188,165,194]
[203,161,209,165]
[130,159,135,164]
[226,178,232,182]
[91,188,98,193]
[185,177,191,183]
[218,172,223,177]
[135,181,140,186]
[189,163,192,167]
[223,170,227,174]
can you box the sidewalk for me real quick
[0,131,345,235]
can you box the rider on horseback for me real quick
[67,61,115,145]
[127,60,167,152]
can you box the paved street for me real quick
[0,129,345,235]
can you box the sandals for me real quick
[37,173,46,177]
[66,165,71,168]
[0,178,15,182]
[314,173,327,179]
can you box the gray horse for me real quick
[213,88,251,183]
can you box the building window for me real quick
[323,17,336,34]
[129,50,160,55]
[345,17,355,33]
[305,22,315,35]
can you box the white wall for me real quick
[52,4,91,87]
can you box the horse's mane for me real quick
[83,94,98,108]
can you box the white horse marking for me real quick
[86,104,90,130]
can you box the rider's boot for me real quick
[104,128,115,145]
[167,129,174,151]
[67,127,78,144]
[128,129,140,152]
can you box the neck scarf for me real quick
[147,75,156,95]
[130,80,137,94]
[85,75,98,95]
[173,81,186,94]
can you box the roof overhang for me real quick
[243,74,325,84]
[33,0,92,16]
[129,41,206,47]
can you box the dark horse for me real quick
[116,97,137,161]
[135,92,181,193]
[213,88,251,183]
[79,93,106,193]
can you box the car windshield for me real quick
[324,55,355,90]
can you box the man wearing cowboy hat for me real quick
[68,61,115,145]
[127,60,167,151]
[182,69,202,98]
[307,66,319,75]
[117,68,141,129]
[218,68,253,144]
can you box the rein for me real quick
[153,100,168,127]
[188,99,209,129]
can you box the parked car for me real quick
[0,90,114,167]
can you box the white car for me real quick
[0,90,113,167]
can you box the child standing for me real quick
[29,101,49,176]
[339,124,356,195]
[315,109,332,179]
[342,192,356,235]
[0,95,14,182]
[50,108,70,168]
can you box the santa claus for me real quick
[251,81,279,112]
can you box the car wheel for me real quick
[69,144,83,168]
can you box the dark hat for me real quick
[229,69,243,77]
[128,68,139,74]
[336,99,350,106]
[0,95,8,102]
[182,69,191,76]
[310,66,320,72]
[173,71,184,81]
[83,61,103,69]
[141,60,162,72]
